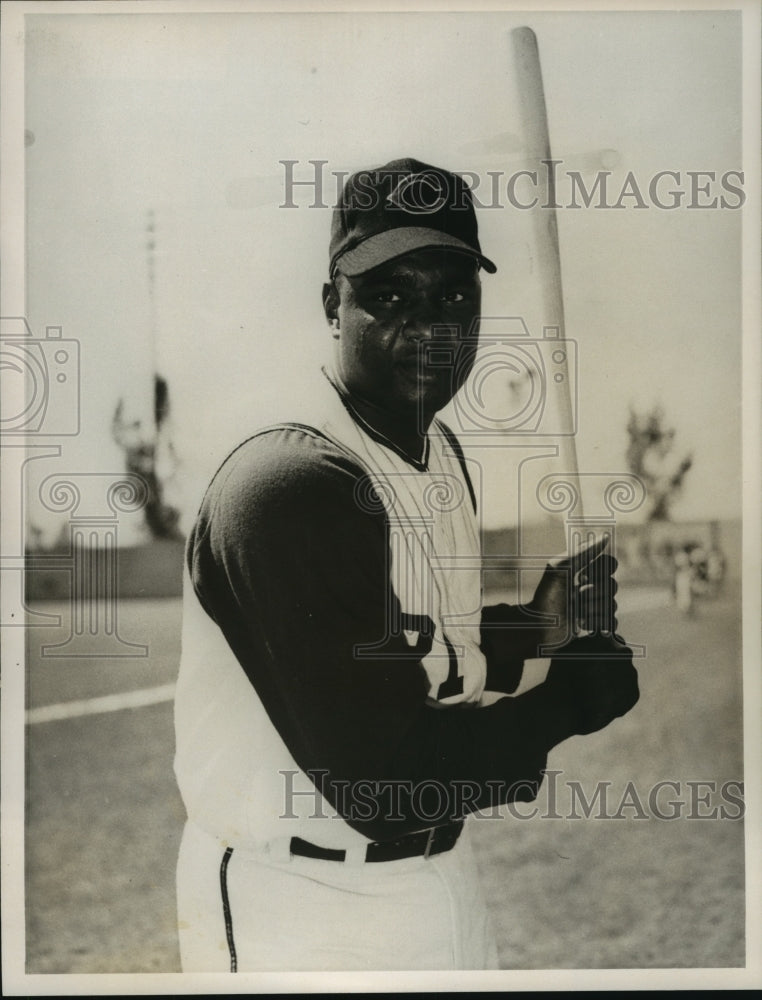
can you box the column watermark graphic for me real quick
[37,473,149,657]
[535,471,647,655]
[1,316,151,657]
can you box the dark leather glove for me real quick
[545,632,639,736]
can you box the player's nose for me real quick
[402,314,436,342]
[400,297,449,342]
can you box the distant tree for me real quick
[112,375,183,540]
[26,522,45,552]
[625,405,693,521]
[50,519,71,553]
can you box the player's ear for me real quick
[322,280,340,337]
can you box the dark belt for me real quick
[290,820,463,863]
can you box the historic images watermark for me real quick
[280,769,745,825]
[279,160,746,211]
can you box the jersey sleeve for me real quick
[480,602,550,693]
[188,426,577,841]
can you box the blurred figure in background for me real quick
[674,546,695,616]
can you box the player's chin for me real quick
[394,364,454,411]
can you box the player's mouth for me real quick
[395,356,442,385]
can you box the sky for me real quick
[12,4,748,543]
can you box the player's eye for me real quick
[443,291,465,303]
[375,291,402,303]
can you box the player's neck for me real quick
[324,368,431,466]
[350,397,429,464]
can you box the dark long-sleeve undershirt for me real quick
[188,425,577,841]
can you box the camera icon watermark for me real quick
[0,316,80,436]
[425,316,577,440]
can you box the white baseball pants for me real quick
[176,818,499,971]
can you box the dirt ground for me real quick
[23,580,745,973]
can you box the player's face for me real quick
[326,249,482,423]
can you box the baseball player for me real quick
[173,159,639,971]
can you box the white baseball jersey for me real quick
[173,368,487,852]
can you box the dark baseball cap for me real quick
[329,157,497,278]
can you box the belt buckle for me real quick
[422,826,437,860]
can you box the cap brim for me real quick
[334,226,497,277]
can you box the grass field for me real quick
[23,582,745,973]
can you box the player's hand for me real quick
[527,537,618,651]
[545,632,639,736]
